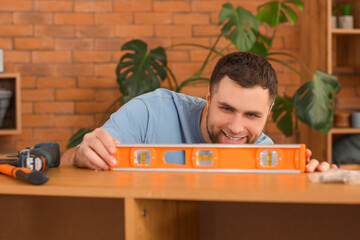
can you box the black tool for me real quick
[3,142,60,171]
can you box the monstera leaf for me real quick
[294,71,341,132]
[272,95,295,137]
[116,39,168,104]
[257,0,303,27]
[218,3,258,51]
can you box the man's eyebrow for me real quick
[217,101,235,110]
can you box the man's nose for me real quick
[228,114,245,134]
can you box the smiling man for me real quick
[61,52,335,172]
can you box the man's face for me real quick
[204,76,272,144]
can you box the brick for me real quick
[271,37,285,50]
[22,89,54,102]
[54,13,94,25]
[337,98,360,110]
[21,76,36,88]
[0,38,12,49]
[78,77,117,88]
[277,72,301,85]
[15,64,57,76]
[0,25,33,37]
[35,26,75,38]
[34,101,74,114]
[22,114,55,127]
[336,87,356,98]
[155,25,191,37]
[153,2,191,12]
[14,38,54,50]
[135,12,172,24]
[95,13,133,25]
[4,51,30,63]
[73,51,111,63]
[13,13,53,24]
[191,1,226,12]
[55,39,93,50]
[95,89,122,101]
[54,115,94,128]
[0,13,12,24]
[114,1,151,12]
[32,51,72,64]
[180,84,208,99]
[193,25,219,37]
[171,62,203,76]
[94,39,126,51]
[37,77,76,89]
[115,25,154,37]
[171,37,211,49]
[34,1,73,12]
[190,50,212,62]
[75,101,115,114]
[173,13,209,25]
[6,128,33,140]
[56,89,95,101]
[0,0,32,11]
[34,128,73,141]
[76,26,114,38]
[21,102,33,114]
[167,51,190,62]
[94,63,117,77]
[55,64,94,77]
[75,1,112,12]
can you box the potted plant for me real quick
[332,5,338,28]
[68,0,340,148]
[338,3,354,29]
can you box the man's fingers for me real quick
[93,128,117,155]
[305,159,319,173]
[316,161,330,172]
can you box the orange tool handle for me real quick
[0,164,49,185]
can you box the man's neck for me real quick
[200,105,211,143]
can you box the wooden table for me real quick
[1,166,360,240]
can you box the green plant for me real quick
[339,4,354,16]
[68,0,341,148]
[332,5,338,16]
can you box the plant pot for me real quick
[352,111,360,128]
[331,16,337,28]
[338,15,354,29]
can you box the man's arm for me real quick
[61,128,119,170]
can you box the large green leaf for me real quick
[218,3,258,51]
[294,71,340,131]
[272,95,295,137]
[257,0,303,27]
[116,39,168,104]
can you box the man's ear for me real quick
[268,101,274,115]
[206,86,211,105]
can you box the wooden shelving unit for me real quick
[300,0,360,164]
[0,73,21,135]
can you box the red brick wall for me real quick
[0,0,303,153]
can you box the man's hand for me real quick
[62,128,119,170]
[305,149,337,173]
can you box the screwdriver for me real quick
[0,164,49,185]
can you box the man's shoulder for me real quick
[135,88,205,105]
[255,133,274,144]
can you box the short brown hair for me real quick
[209,52,278,102]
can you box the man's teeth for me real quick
[223,132,243,141]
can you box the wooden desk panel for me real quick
[1,166,360,240]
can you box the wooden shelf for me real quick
[331,28,360,35]
[329,128,360,134]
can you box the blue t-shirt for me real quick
[101,88,273,145]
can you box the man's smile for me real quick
[221,130,247,143]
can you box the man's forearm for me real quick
[60,147,78,166]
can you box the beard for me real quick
[205,110,258,144]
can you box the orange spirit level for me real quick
[111,144,306,173]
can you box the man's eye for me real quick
[247,113,258,118]
[220,107,232,112]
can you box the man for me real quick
[62,52,336,172]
